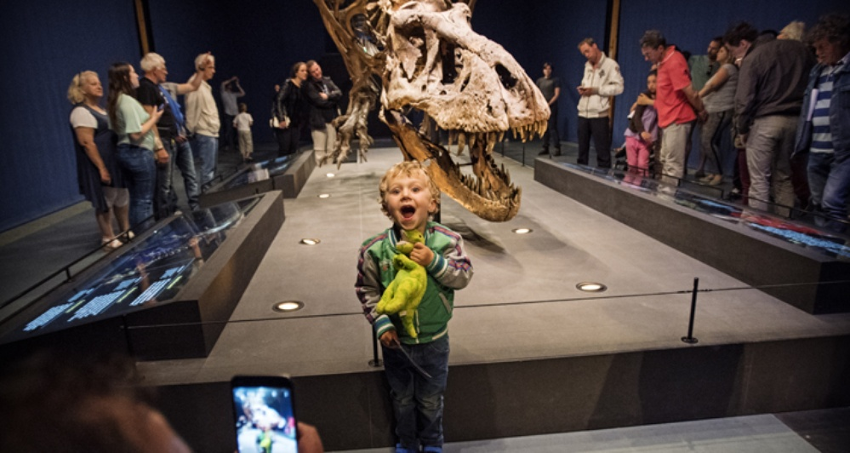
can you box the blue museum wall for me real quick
[474,0,606,145]
[147,0,327,145]
[0,0,141,232]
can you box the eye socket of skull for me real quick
[440,42,458,83]
[495,64,518,90]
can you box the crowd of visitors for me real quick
[541,13,848,232]
[68,52,344,250]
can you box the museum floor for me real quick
[1,141,848,452]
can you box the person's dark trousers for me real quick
[276,125,300,157]
[223,114,236,150]
[577,116,612,168]
[153,138,176,220]
[790,152,811,211]
[174,137,200,211]
[542,106,561,154]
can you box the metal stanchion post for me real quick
[682,277,699,344]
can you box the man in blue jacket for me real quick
[796,13,850,233]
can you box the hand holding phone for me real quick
[231,375,298,453]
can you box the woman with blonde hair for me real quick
[68,71,131,249]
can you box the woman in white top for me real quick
[68,71,131,249]
[106,62,164,229]
[697,46,739,185]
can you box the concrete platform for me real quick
[135,146,850,452]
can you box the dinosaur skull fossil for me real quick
[313,0,549,221]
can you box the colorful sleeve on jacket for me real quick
[598,61,624,97]
[426,225,473,290]
[355,232,394,337]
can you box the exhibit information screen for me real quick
[1,198,260,342]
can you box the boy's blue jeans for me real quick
[382,335,450,451]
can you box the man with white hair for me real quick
[185,53,220,191]
[138,52,206,214]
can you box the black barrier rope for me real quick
[117,278,850,331]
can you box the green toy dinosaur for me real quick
[376,229,427,338]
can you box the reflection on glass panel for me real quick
[7,198,260,340]
[223,155,296,190]
[351,13,382,56]
[566,163,850,260]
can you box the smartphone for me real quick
[231,375,298,453]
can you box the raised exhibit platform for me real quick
[124,147,849,452]
[0,191,285,362]
[534,158,850,315]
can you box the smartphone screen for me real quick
[231,375,298,453]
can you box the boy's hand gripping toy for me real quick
[376,229,427,338]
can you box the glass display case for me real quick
[0,198,260,344]
[571,164,850,260]
[200,153,313,208]
[222,154,296,190]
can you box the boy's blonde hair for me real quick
[378,160,441,219]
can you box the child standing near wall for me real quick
[233,102,254,162]
[624,70,659,178]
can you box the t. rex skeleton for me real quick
[313,0,549,221]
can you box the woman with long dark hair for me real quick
[106,62,164,229]
[273,61,309,156]
[68,71,131,249]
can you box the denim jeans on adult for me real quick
[808,150,850,232]
[699,109,733,175]
[193,134,219,192]
[174,138,200,210]
[154,139,176,220]
[116,144,156,228]
[382,335,450,451]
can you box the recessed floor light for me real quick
[512,228,533,234]
[300,238,321,245]
[326,173,335,178]
[318,193,331,198]
[576,282,607,292]
[273,301,304,312]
